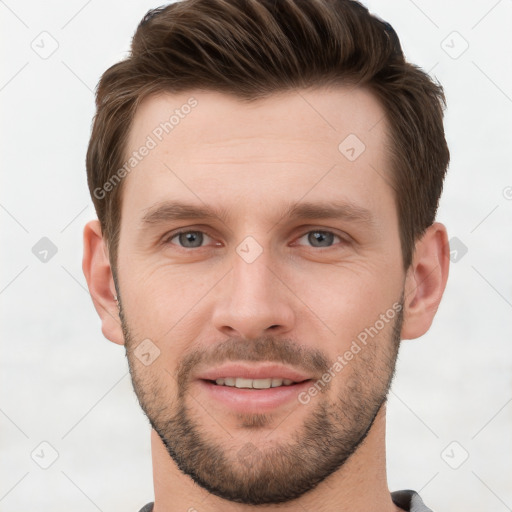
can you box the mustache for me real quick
[176,335,331,392]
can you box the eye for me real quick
[165,230,215,249]
[295,230,344,248]
[163,228,346,250]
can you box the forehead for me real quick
[127,86,388,155]
[121,87,393,226]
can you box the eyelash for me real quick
[163,228,347,250]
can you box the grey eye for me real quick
[299,230,339,248]
[173,231,206,248]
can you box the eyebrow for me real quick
[140,199,374,227]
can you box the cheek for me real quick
[118,260,221,345]
[289,259,403,341]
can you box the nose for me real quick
[212,248,296,340]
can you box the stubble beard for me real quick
[121,301,403,505]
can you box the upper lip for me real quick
[196,363,312,382]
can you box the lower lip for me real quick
[197,379,312,414]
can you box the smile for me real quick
[212,377,300,389]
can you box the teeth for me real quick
[271,378,283,387]
[252,378,272,389]
[214,377,297,389]
[236,377,254,388]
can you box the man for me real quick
[82,0,450,510]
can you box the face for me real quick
[116,87,406,504]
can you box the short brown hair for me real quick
[86,0,449,270]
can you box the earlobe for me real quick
[401,222,450,340]
[82,220,125,345]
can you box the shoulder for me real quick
[391,490,434,512]
[137,503,154,512]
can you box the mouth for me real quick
[195,363,314,414]
[205,377,308,389]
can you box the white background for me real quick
[1,0,511,510]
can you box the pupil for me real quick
[180,231,202,248]
[309,231,333,247]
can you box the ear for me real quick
[82,220,125,345]
[401,222,450,340]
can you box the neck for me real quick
[151,404,401,512]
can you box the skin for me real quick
[83,87,449,511]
